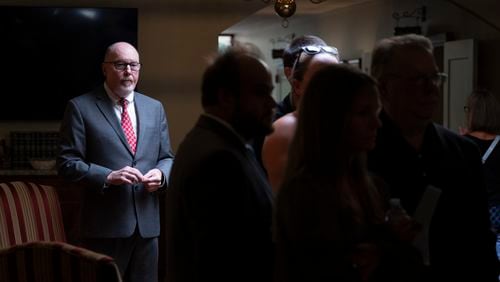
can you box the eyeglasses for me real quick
[291,45,340,80]
[387,72,447,87]
[104,61,141,71]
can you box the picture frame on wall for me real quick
[342,58,362,69]
[218,34,233,52]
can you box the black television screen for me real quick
[0,6,138,120]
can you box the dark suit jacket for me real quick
[57,86,174,239]
[166,115,274,282]
[367,112,499,282]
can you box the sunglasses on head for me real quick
[291,45,339,80]
[299,45,339,57]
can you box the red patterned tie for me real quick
[119,98,137,154]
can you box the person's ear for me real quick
[284,67,293,80]
[377,78,390,101]
[217,88,236,110]
[102,63,107,76]
[292,78,303,96]
[290,78,305,108]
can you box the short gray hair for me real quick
[371,34,433,79]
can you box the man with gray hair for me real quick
[367,33,499,282]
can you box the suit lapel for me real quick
[94,87,133,155]
[134,93,149,157]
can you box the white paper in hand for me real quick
[412,185,442,265]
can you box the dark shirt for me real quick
[464,134,500,206]
[367,112,499,282]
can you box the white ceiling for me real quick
[1,0,498,32]
[224,0,500,36]
[255,0,372,15]
[225,0,374,33]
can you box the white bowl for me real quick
[30,159,56,170]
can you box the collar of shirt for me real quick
[202,113,249,148]
[103,82,135,105]
[378,110,445,166]
[103,82,137,134]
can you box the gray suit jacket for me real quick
[166,115,274,282]
[57,86,174,238]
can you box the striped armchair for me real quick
[0,241,122,282]
[0,181,66,248]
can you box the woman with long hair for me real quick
[274,64,423,282]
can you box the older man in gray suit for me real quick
[57,42,174,282]
[166,48,276,282]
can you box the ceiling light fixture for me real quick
[246,0,326,28]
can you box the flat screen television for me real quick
[0,6,138,121]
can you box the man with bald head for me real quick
[58,42,174,282]
[262,47,339,193]
[166,47,276,282]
